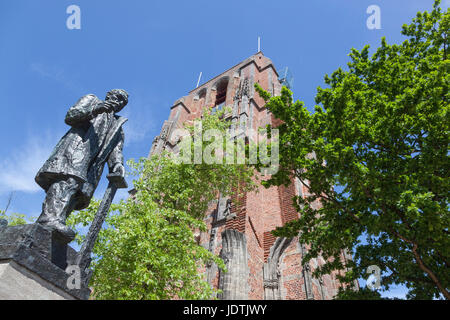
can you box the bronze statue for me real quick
[35,89,129,240]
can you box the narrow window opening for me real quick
[212,79,228,114]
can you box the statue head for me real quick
[105,89,129,113]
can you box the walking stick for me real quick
[75,172,127,287]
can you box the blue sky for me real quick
[0,0,447,299]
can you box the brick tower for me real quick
[149,52,351,300]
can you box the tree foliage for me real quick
[334,286,384,300]
[255,0,449,299]
[67,109,255,299]
[0,210,35,226]
[0,192,35,226]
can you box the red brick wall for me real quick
[225,186,246,233]
[278,180,300,225]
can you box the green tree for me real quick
[255,0,449,299]
[0,192,35,226]
[0,210,34,226]
[334,287,384,300]
[67,108,255,299]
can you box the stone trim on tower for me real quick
[263,237,292,300]
[218,229,249,300]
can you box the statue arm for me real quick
[65,94,108,126]
[107,128,125,177]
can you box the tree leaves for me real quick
[255,0,449,299]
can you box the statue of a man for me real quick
[35,89,129,239]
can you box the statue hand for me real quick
[111,163,125,177]
[94,101,114,115]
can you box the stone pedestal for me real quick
[0,221,91,300]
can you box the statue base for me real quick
[0,221,91,300]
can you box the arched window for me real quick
[196,88,207,110]
[212,77,228,114]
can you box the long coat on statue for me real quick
[35,94,127,210]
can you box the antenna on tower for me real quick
[279,67,294,89]
[196,72,202,88]
[258,36,261,52]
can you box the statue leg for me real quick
[36,177,79,239]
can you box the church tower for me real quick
[149,52,352,299]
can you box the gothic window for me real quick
[212,78,228,114]
[215,80,227,106]
[196,88,207,110]
[298,178,303,198]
